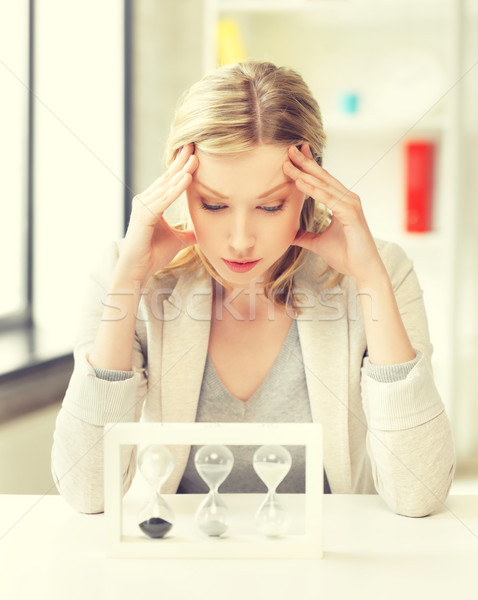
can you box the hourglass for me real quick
[137,444,175,539]
[194,445,234,537]
[253,445,292,537]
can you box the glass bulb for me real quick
[194,445,234,537]
[137,444,175,539]
[253,445,292,537]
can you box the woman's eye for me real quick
[260,203,284,213]
[200,202,226,211]
[199,200,284,213]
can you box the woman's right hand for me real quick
[115,144,199,285]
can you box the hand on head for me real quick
[284,143,383,282]
[116,143,199,285]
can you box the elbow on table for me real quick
[51,461,137,515]
[392,469,455,518]
[64,494,105,515]
[394,496,444,518]
[66,486,105,515]
[52,468,105,514]
[51,442,137,515]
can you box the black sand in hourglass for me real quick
[138,516,173,538]
[137,445,175,539]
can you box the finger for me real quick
[291,229,319,251]
[134,169,194,224]
[150,171,194,216]
[142,144,195,196]
[295,177,360,221]
[142,154,198,205]
[167,143,196,179]
[284,160,336,199]
[175,228,197,248]
[301,143,314,160]
[284,158,357,213]
[288,145,324,181]
[289,145,346,196]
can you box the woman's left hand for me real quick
[283,144,386,286]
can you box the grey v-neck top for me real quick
[177,319,330,494]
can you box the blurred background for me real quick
[1,0,477,495]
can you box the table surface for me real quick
[0,493,477,600]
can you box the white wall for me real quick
[132,0,204,192]
[453,0,478,464]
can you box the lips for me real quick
[222,258,262,273]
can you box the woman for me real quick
[52,61,455,516]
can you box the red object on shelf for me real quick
[405,140,435,232]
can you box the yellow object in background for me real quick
[217,19,247,66]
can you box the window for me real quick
[0,0,31,327]
[0,0,128,375]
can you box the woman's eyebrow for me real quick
[196,180,291,200]
[258,181,291,199]
[196,181,228,199]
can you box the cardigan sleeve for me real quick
[361,240,455,517]
[51,240,148,514]
[364,354,418,383]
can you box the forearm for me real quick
[88,271,143,371]
[367,412,455,517]
[358,269,415,365]
[52,408,137,514]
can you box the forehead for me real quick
[193,144,290,198]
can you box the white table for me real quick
[0,494,477,600]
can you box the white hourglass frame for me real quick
[104,422,323,559]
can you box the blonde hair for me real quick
[158,61,337,310]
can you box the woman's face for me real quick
[186,144,307,288]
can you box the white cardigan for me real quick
[51,238,455,517]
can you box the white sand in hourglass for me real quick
[194,445,234,537]
[253,445,292,537]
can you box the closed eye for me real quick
[200,201,226,211]
[199,200,285,213]
[260,203,284,213]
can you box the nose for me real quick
[227,212,256,255]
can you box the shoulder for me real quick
[374,238,412,270]
[373,238,416,291]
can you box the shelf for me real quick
[390,231,447,251]
[214,0,451,22]
[324,114,447,137]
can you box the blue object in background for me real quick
[338,91,359,114]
